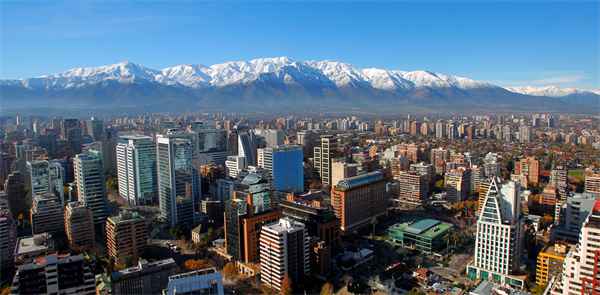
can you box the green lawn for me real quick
[568,169,585,182]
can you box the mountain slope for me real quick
[1,57,598,113]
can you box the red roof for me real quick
[594,200,600,213]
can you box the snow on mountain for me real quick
[506,85,600,97]
[2,57,590,97]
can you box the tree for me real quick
[280,274,293,295]
[184,259,212,270]
[320,282,334,295]
[222,262,238,280]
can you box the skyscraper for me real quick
[515,156,540,187]
[394,170,429,207]
[116,135,157,205]
[260,218,310,292]
[238,131,258,166]
[259,145,303,193]
[467,179,524,288]
[26,160,64,205]
[444,167,471,202]
[188,124,228,165]
[86,117,104,141]
[157,134,200,227]
[0,206,17,280]
[313,135,336,186]
[74,149,109,226]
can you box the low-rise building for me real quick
[387,218,453,254]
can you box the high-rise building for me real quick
[482,152,501,179]
[444,167,471,202]
[4,171,26,218]
[157,134,200,227]
[551,201,600,295]
[260,218,310,292]
[30,193,64,235]
[11,254,96,294]
[331,160,359,187]
[64,201,95,251]
[163,268,224,295]
[225,155,246,178]
[467,179,525,289]
[74,149,109,226]
[553,192,598,243]
[431,148,449,175]
[435,121,445,139]
[330,171,387,232]
[111,258,177,295]
[313,135,336,186]
[86,117,104,141]
[258,145,303,193]
[116,135,157,205]
[26,160,65,205]
[584,169,600,196]
[106,210,148,266]
[238,131,258,166]
[515,156,540,187]
[536,243,568,287]
[255,129,285,148]
[188,124,228,165]
[280,192,339,248]
[0,206,17,280]
[518,125,532,143]
[394,170,429,207]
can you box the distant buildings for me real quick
[116,135,157,205]
[106,211,148,266]
[467,179,525,289]
[330,171,387,232]
[11,254,95,294]
[163,268,224,295]
[74,149,109,226]
[259,218,310,292]
[64,201,95,251]
[111,258,177,295]
[515,156,540,187]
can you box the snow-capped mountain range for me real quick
[1,57,598,112]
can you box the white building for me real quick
[551,201,600,295]
[313,135,336,185]
[260,218,310,292]
[225,156,246,178]
[116,135,157,205]
[467,179,525,289]
[74,149,109,225]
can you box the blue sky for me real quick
[1,1,598,89]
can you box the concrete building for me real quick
[116,135,157,205]
[162,268,224,295]
[467,179,525,289]
[11,254,95,294]
[260,218,310,292]
[330,171,387,232]
[188,125,228,165]
[552,201,600,295]
[14,233,54,265]
[30,193,64,235]
[331,160,358,188]
[106,211,148,266]
[225,155,246,178]
[64,201,95,251]
[314,135,336,186]
[111,258,177,295]
[515,156,540,187]
[238,131,258,166]
[536,243,568,287]
[394,170,429,207]
[445,167,471,202]
[74,149,109,226]
[584,170,600,196]
[553,192,598,243]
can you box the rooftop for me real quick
[16,233,53,256]
[388,218,453,239]
[335,171,384,191]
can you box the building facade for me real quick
[116,135,157,205]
